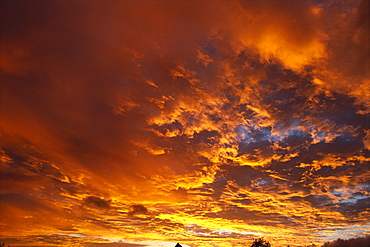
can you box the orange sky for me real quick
[0,0,369,246]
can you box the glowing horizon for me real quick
[0,0,369,246]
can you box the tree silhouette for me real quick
[250,238,271,247]
[322,236,370,247]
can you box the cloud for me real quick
[83,196,112,210]
[235,0,326,70]
[85,244,146,247]
[313,0,370,107]
[128,205,150,217]
[0,0,369,246]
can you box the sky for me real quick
[0,0,369,246]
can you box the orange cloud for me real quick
[1,0,369,246]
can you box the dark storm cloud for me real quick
[83,196,112,210]
[336,197,370,216]
[128,205,149,216]
[0,143,89,196]
[219,165,264,188]
[315,163,370,179]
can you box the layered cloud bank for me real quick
[1,0,369,246]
